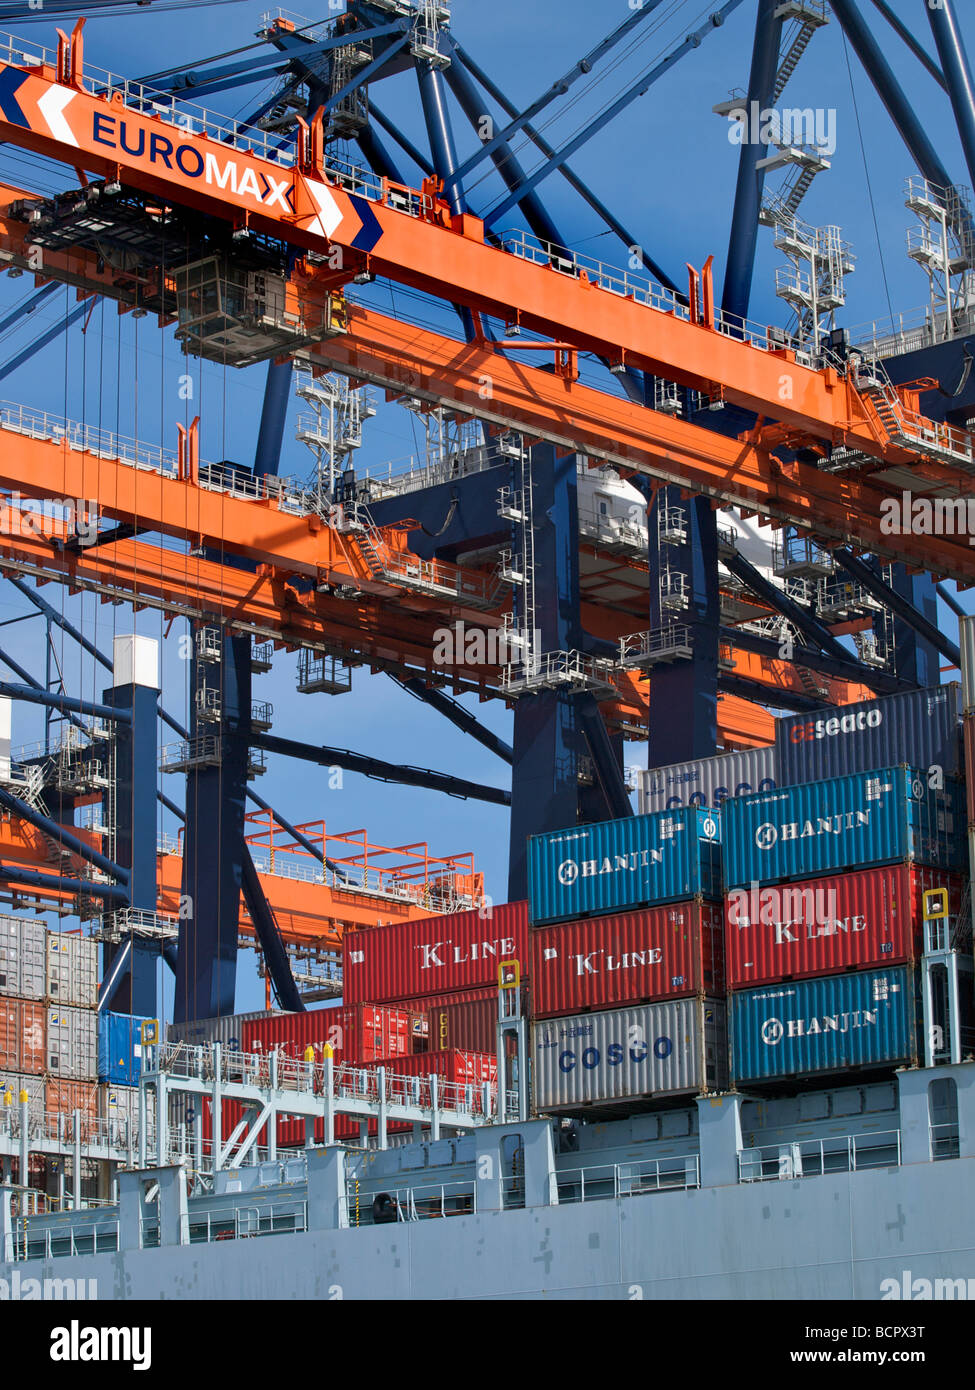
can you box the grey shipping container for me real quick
[47,1005,97,1080]
[46,932,98,1008]
[962,617,975,713]
[0,916,46,1000]
[98,1083,155,1149]
[531,998,727,1112]
[637,745,778,814]
[167,1010,274,1049]
[0,1070,44,1112]
[776,684,961,784]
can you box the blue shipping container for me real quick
[723,766,964,889]
[98,1012,152,1086]
[731,966,915,1081]
[527,807,721,926]
[776,684,961,785]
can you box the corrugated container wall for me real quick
[776,685,961,784]
[724,768,964,889]
[166,1010,275,1048]
[528,808,721,926]
[241,1004,416,1065]
[46,933,98,1008]
[530,900,724,1018]
[532,998,727,1111]
[0,998,45,1074]
[47,1005,97,1080]
[731,966,916,1082]
[725,865,962,988]
[422,993,499,1055]
[98,1013,152,1086]
[637,745,778,814]
[44,1079,99,1138]
[0,1070,44,1111]
[342,901,529,1004]
[98,1084,155,1148]
[0,917,46,1000]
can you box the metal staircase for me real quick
[772,1,829,102]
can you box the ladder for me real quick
[772,2,829,103]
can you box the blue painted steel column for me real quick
[927,0,975,192]
[253,359,293,479]
[642,483,719,769]
[722,0,785,322]
[102,637,160,1017]
[830,0,959,194]
[886,569,941,688]
[174,633,252,1023]
[508,446,580,900]
[417,56,477,342]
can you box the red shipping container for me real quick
[423,993,499,1054]
[530,900,724,1019]
[342,901,529,1004]
[724,864,962,989]
[276,1049,499,1146]
[0,998,45,1074]
[241,1004,417,1066]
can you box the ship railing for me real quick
[555,1153,701,1205]
[188,1199,308,1244]
[737,1128,902,1182]
[351,1177,477,1225]
[16,1216,120,1263]
[930,1122,961,1161]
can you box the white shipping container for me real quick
[0,916,46,1000]
[46,933,98,1008]
[97,1083,155,1149]
[531,998,728,1111]
[637,745,778,815]
[47,1005,97,1080]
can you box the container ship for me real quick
[1,0,975,1303]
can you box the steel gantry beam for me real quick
[926,0,975,193]
[832,548,962,667]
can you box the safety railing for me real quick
[188,1199,308,1244]
[618,625,694,668]
[930,1122,961,1161]
[17,1217,120,1262]
[0,1103,153,1152]
[555,1154,701,1204]
[352,1177,477,1225]
[0,399,178,477]
[738,1129,902,1182]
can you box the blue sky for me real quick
[0,0,969,1015]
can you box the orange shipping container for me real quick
[44,1079,99,1141]
[0,998,45,1074]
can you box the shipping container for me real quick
[421,992,499,1054]
[0,1070,44,1112]
[98,1083,155,1148]
[528,808,721,927]
[98,1012,152,1086]
[723,767,965,889]
[776,685,961,784]
[0,917,46,1000]
[731,966,917,1083]
[46,932,98,1008]
[725,865,962,988]
[47,1005,97,1080]
[44,1079,99,1140]
[532,998,727,1112]
[637,745,778,814]
[166,1010,275,1049]
[342,900,530,1004]
[241,1004,415,1066]
[531,900,724,1018]
[0,997,45,1074]
[965,713,975,824]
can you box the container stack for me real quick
[526,807,728,1114]
[724,762,966,1087]
[0,921,100,1185]
[341,899,531,1057]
